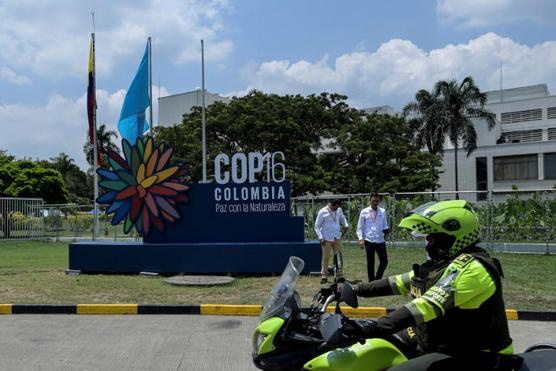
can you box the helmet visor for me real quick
[410,201,438,218]
[410,230,427,238]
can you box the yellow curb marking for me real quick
[505,309,518,320]
[0,304,530,320]
[200,304,262,316]
[327,306,388,318]
[77,304,138,315]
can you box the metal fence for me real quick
[292,189,556,252]
[1,189,555,250]
[40,204,135,241]
[0,201,134,241]
[0,197,44,240]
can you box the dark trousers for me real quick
[389,351,523,371]
[389,327,523,371]
[364,241,388,282]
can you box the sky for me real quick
[1,0,555,169]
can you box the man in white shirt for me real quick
[314,199,349,284]
[356,193,390,281]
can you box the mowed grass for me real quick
[0,241,554,310]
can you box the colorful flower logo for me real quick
[96,137,189,235]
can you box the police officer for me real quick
[347,200,521,370]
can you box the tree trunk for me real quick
[454,141,459,200]
[430,162,436,193]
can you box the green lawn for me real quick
[0,241,554,310]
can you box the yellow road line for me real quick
[77,304,138,315]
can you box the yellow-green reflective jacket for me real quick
[388,247,513,354]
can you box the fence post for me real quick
[545,191,550,255]
[487,190,493,250]
[91,205,95,241]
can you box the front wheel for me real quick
[524,343,556,352]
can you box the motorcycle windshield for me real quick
[259,256,305,321]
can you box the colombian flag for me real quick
[87,37,95,145]
[87,36,102,166]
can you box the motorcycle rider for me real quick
[348,200,522,370]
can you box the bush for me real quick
[296,192,555,243]
[66,213,93,232]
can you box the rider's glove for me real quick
[343,319,377,337]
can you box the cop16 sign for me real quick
[214,151,286,184]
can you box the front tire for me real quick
[524,343,556,352]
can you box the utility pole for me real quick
[201,39,207,183]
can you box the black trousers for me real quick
[364,241,388,281]
[388,351,523,370]
[388,328,523,370]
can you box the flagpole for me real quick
[201,39,207,183]
[148,36,153,136]
[92,31,99,240]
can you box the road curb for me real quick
[0,304,554,320]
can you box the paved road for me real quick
[0,315,554,371]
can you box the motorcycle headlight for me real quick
[252,330,268,354]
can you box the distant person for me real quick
[314,199,348,284]
[356,193,390,281]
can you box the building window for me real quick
[475,157,488,201]
[545,153,556,180]
[549,128,556,141]
[500,129,542,144]
[548,107,556,120]
[500,109,542,124]
[493,154,538,181]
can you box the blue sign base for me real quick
[68,240,321,274]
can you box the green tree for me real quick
[155,91,359,196]
[47,153,91,203]
[0,160,68,203]
[403,89,445,191]
[433,77,496,197]
[0,150,14,166]
[324,113,441,193]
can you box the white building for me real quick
[363,105,397,116]
[438,84,556,200]
[158,89,230,127]
[315,105,397,156]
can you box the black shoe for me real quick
[337,277,345,283]
[320,278,328,284]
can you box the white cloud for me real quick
[0,0,232,80]
[236,33,556,109]
[437,0,556,27]
[0,84,169,170]
[0,66,31,85]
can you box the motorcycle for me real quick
[252,256,556,371]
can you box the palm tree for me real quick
[49,153,91,202]
[49,153,78,176]
[83,123,120,167]
[403,89,444,192]
[405,77,496,198]
[433,77,496,198]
